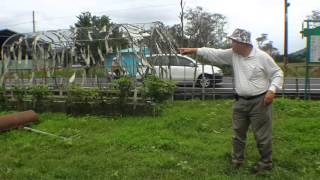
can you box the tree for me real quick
[73,12,128,66]
[256,33,268,48]
[184,7,228,48]
[256,33,279,58]
[307,10,320,28]
[167,24,187,47]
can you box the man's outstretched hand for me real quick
[178,48,198,55]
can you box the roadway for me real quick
[174,76,320,100]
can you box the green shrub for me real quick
[114,76,133,104]
[0,86,6,108]
[12,85,27,110]
[51,68,77,78]
[143,75,176,103]
[87,67,106,78]
[29,85,51,102]
[12,85,27,102]
[67,85,99,103]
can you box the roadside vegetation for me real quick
[279,63,320,78]
[218,62,320,77]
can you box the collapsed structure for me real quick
[0,22,178,87]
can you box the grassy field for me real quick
[0,99,319,179]
[278,63,320,78]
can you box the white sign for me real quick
[310,35,320,63]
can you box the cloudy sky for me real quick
[1,0,319,53]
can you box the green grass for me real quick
[0,99,319,179]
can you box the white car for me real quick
[137,54,223,88]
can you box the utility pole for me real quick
[180,0,185,47]
[284,0,289,64]
[283,0,290,96]
[32,10,36,32]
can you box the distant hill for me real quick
[288,48,306,62]
[289,48,306,58]
[273,48,306,63]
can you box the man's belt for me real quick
[235,91,267,100]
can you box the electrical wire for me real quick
[2,3,177,29]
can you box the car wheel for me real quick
[198,74,213,88]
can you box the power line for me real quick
[94,3,177,15]
[1,3,177,30]
[8,3,177,25]
[0,12,32,24]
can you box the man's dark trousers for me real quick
[232,94,272,165]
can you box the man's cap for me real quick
[228,28,252,45]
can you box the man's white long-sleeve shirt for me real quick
[197,47,284,96]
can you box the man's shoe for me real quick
[251,161,272,174]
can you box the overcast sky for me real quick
[1,0,319,53]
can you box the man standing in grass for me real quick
[178,28,283,174]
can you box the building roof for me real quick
[0,29,18,47]
[0,29,18,34]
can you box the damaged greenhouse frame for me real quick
[0,22,222,115]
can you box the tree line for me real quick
[73,8,320,65]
